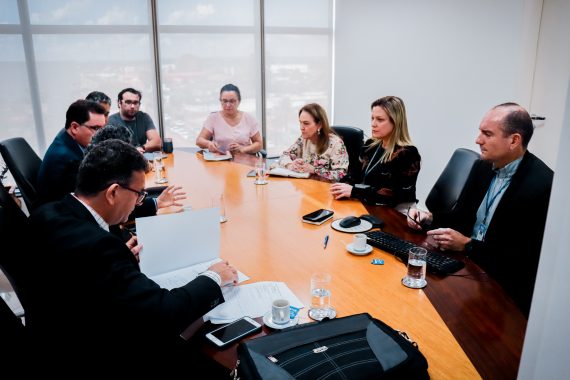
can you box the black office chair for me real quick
[0,137,42,212]
[425,148,480,214]
[331,125,364,180]
[0,182,29,314]
[0,294,27,353]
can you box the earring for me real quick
[317,129,321,135]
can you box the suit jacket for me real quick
[25,195,224,370]
[37,128,157,217]
[37,129,83,205]
[432,151,553,316]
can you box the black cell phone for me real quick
[205,317,262,348]
[302,209,334,225]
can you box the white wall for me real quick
[334,1,570,378]
[518,79,570,380]
[333,0,546,207]
[527,0,570,169]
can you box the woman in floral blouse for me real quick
[277,103,348,181]
[330,96,421,209]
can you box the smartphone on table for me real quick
[205,316,262,348]
[302,209,334,225]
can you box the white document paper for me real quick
[204,281,304,324]
[203,150,232,161]
[136,208,221,276]
[151,258,249,290]
[269,167,310,178]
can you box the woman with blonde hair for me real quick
[277,103,348,181]
[330,96,421,209]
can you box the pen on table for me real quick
[323,235,329,250]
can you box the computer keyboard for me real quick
[365,230,465,275]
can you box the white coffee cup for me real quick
[353,233,367,252]
[272,299,290,325]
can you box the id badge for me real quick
[475,223,487,240]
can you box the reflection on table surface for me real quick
[145,150,524,379]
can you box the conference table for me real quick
[146,149,527,379]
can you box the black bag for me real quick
[235,313,429,379]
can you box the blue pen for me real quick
[323,235,329,250]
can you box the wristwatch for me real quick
[464,239,474,253]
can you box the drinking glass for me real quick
[308,272,336,321]
[153,152,168,184]
[402,247,427,288]
[254,160,268,185]
[211,194,228,223]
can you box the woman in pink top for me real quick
[196,84,263,154]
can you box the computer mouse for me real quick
[359,214,385,228]
[339,216,361,228]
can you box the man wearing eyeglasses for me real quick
[26,139,238,373]
[108,87,162,153]
[37,99,106,206]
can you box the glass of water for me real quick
[308,272,336,321]
[153,152,168,184]
[254,159,268,185]
[402,247,427,289]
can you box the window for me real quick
[0,0,333,157]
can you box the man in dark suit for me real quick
[37,99,185,216]
[36,99,105,205]
[408,103,553,316]
[26,140,238,373]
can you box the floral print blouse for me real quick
[278,134,348,181]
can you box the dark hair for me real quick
[494,102,534,148]
[220,84,241,101]
[64,100,106,130]
[298,103,333,155]
[76,140,148,197]
[85,91,111,105]
[118,88,142,102]
[89,124,133,150]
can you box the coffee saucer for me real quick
[346,243,373,256]
[263,311,299,330]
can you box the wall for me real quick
[518,78,570,380]
[334,0,570,377]
[526,0,570,168]
[333,0,547,207]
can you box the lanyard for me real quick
[482,175,509,224]
[363,144,383,179]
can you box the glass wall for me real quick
[0,0,333,157]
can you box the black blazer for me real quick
[37,128,157,217]
[433,151,553,316]
[25,195,224,368]
[37,129,83,205]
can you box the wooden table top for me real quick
[144,150,524,379]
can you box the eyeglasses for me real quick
[81,124,103,132]
[118,184,147,205]
[123,100,141,106]
[220,99,238,105]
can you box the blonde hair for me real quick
[298,103,335,155]
[370,96,413,163]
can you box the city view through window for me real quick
[0,0,333,157]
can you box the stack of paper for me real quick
[269,167,310,178]
[205,281,304,324]
[203,150,232,161]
